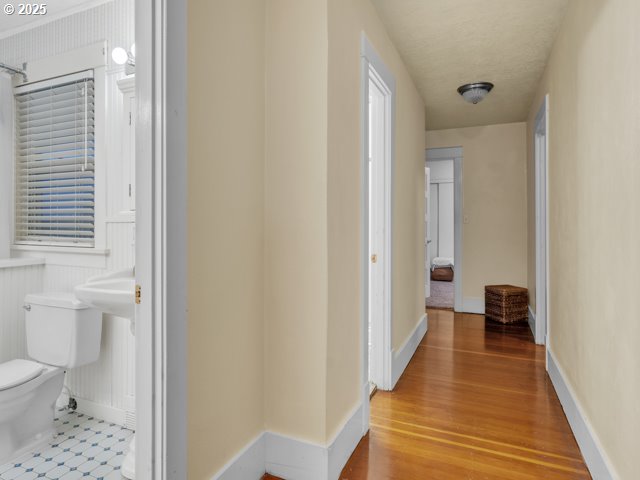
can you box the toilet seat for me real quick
[0,359,44,391]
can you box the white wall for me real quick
[0,0,136,426]
[0,74,11,259]
[0,262,44,364]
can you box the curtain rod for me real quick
[0,62,27,82]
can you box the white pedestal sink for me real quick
[74,268,135,320]
[74,268,137,479]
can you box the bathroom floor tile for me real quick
[0,411,133,480]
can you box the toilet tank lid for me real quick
[25,292,89,310]
[0,359,44,391]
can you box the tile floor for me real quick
[0,410,133,480]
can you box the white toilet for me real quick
[0,292,102,465]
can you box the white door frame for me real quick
[424,166,431,299]
[136,0,187,479]
[360,33,395,433]
[534,95,549,347]
[425,147,463,312]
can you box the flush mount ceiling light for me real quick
[457,82,494,104]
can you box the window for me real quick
[14,70,95,247]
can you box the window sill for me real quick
[0,258,45,269]
[11,245,110,268]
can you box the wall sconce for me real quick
[112,43,136,75]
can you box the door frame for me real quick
[136,0,187,478]
[360,33,395,432]
[425,147,463,312]
[534,95,549,347]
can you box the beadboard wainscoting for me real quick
[46,222,136,428]
[0,0,136,429]
[0,262,44,364]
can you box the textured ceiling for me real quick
[371,0,569,130]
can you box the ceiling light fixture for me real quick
[457,82,494,104]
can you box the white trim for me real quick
[0,257,44,269]
[360,32,396,398]
[11,246,109,268]
[534,95,550,346]
[391,314,427,388]
[211,403,365,480]
[136,0,188,478]
[206,408,366,480]
[20,41,107,86]
[547,350,618,480]
[327,403,365,479]
[265,432,327,480]
[462,297,485,314]
[117,75,136,94]
[74,397,129,427]
[0,0,114,41]
[211,432,266,480]
[426,147,463,312]
[528,305,536,338]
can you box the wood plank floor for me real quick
[266,309,590,479]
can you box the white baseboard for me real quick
[74,397,129,428]
[462,296,484,314]
[265,432,328,479]
[528,305,536,338]
[212,403,365,480]
[391,313,427,388]
[327,403,365,479]
[212,432,266,480]
[547,350,617,480]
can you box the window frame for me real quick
[9,42,108,267]
[13,70,97,248]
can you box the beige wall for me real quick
[188,0,426,474]
[326,0,426,440]
[187,0,266,477]
[264,0,329,444]
[425,123,528,300]
[526,1,640,477]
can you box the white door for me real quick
[368,76,387,389]
[425,167,431,299]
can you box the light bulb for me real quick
[130,43,136,58]
[112,47,129,65]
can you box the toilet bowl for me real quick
[0,293,102,465]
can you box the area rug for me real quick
[425,280,454,309]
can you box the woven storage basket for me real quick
[484,285,528,324]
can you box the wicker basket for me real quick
[484,285,528,324]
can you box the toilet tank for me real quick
[24,293,102,368]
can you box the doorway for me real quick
[533,95,549,346]
[360,35,394,412]
[425,147,463,312]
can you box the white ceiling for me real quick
[371,0,569,130]
[0,0,109,39]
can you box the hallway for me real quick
[338,309,590,479]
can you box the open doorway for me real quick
[425,147,463,312]
[533,95,549,346]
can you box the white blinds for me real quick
[14,71,95,246]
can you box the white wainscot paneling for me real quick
[0,263,44,363]
[0,0,136,428]
[46,222,136,427]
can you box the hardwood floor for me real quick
[265,309,590,479]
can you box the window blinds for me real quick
[14,70,95,246]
